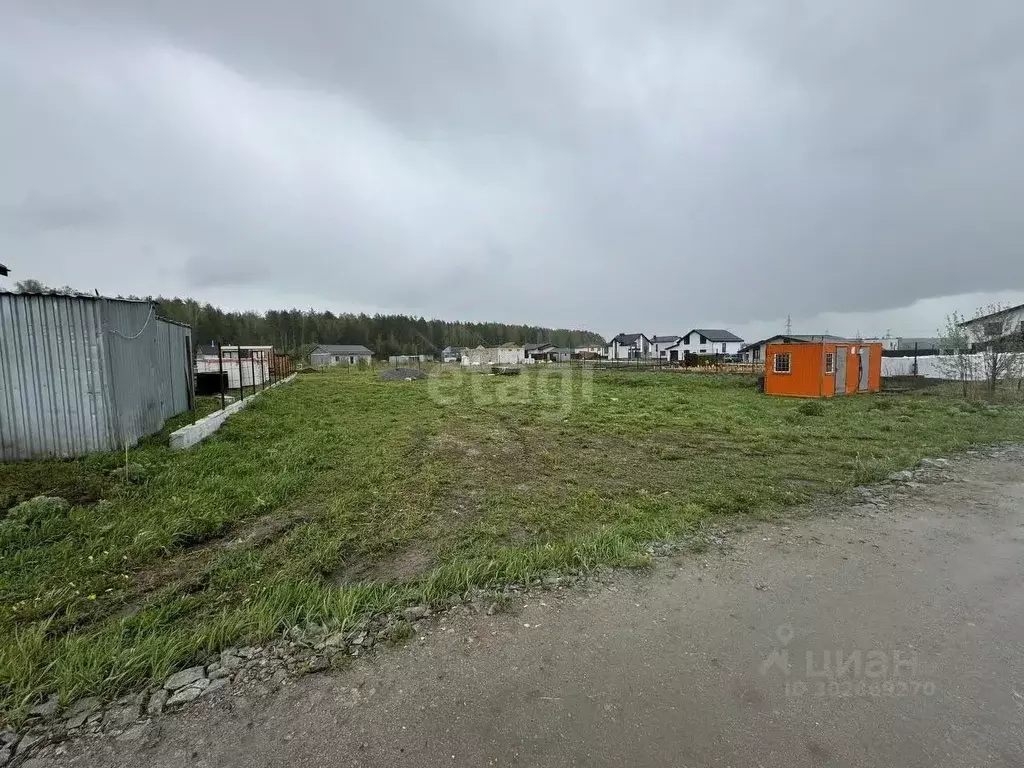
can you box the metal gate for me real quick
[834,347,847,395]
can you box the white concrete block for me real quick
[170,374,296,450]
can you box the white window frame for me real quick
[774,352,792,373]
[825,352,835,374]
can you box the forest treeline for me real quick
[155,298,605,357]
[7,280,605,357]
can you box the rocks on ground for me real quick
[13,446,1020,763]
[146,690,169,717]
[163,666,206,691]
[6,569,589,761]
[378,367,429,381]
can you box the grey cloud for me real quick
[0,197,119,233]
[2,1,1023,335]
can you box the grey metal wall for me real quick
[0,294,192,461]
[100,299,192,451]
[0,293,114,460]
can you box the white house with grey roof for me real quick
[523,342,556,360]
[310,344,374,366]
[681,329,744,356]
[958,303,1024,350]
[607,333,652,360]
[651,335,685,361]
[441,346,463,363]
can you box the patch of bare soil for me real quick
[110,510,309,620]
[379,368,429,381]
[333,544,434,585]
[505,525,532,545]
[428,424,530,464]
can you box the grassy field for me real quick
[2,367,1023,721]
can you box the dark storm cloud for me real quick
[2,1,1023,334]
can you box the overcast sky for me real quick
[2,1,1023,341]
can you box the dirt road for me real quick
[38,448,1024,767]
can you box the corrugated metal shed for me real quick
[0,293,193,460]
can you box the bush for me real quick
[108,463,148,484]
[5,496,70,525]
[0,496,73,553]
[797,400,826,416]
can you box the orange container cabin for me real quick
[764,341,881,398]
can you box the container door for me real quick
[859,348,870,391]
[834,347,847,395]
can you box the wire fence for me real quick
[438,355,760,374]
[194,343,294,410]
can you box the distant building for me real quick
[441,346,463,363]
[607,333,652,360]
[196,344,274,360]
[194,345,273,389]
[859,337,900,351]
[524,342,556,360]
[651,335,684,361]
[958,304,1024,350]
[388,354,431,365]
[461,343,526,366]
[542,347,572,363]
[681,329,744,356]
[883,337,945,356]
[0,293,193,460]
[739,334,850,364]
[310,344,374,366]
[192,344,294,389]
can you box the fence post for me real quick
[237,345,244,401]
[250,354,257,396]
[218,342,226,410]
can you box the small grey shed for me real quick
[310,344,374,366]
[0,292,194,460]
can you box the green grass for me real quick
[1,368,1023,721]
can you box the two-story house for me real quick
[681,329,744,356]
[958,304,1024,350]
[651,335,684,361]
[607,333,652,360]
